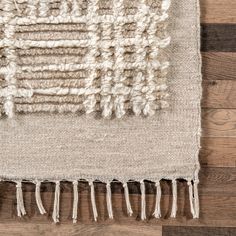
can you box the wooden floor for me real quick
[1,0,236,235]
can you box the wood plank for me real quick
[201,24,236,52]
[200,0,236,24]
[0,223,162,236]
[202,80,236,109]
[2,223,162,236]
[200,137,236,167]
[202,52,236,80]
[202,109,236,137]
[199,53,236,109]
[199,167,236,196]
[163,226,236,236]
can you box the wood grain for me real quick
[202,53,236,80]
[0,223,162,236]
[163,226,236,236]
[202,80,236,109]
[200,0,236,24]
[200,137,236,167]
[201,24,236,52]
[202,109,236,137]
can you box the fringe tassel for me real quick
[106,182,113,219]
[153,181,162,218]
[170,179,177,218]
[52,181,60,223]
[193,180,200,218]
[140,180,146,220]
[13,178,198,221]
[123,183,133,216]
[72,181,79,223]
[187,179,200,218]
[89,181,98,222]
[187,180,195,218]
[35,181,46,215]
[16,181,26,217]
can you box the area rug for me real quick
[0,0,201,223]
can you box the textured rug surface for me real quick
[0,0,201,222]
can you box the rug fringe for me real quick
[106,182,113,219]
[89,181,98,222]
[52,181,60,223]
[35,181,46,215]
[153,181,162,218]
[170,179,177,218]
[9,178,199,222]
[72,180,79,223]
[15,181,26,217]
[187,179,200,218]
[193,179,200,218]
[123,182,133,216]
[140,180,146,220]
[188,180,195,218]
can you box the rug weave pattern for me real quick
[0,0,170,118]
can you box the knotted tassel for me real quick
[193,179,200,218]
[123,182,133,216]
[106,182,113,219]
[140,180,146,220]
[52,181,60,223]
[16,181,26,217]
[153,181,162,218]
[89,181,98,221]
[170,179,177,218]
[35,181,46,215]
[72,181,79,223]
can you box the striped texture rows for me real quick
[0,0,171,118]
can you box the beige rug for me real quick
[0,0,201,223]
